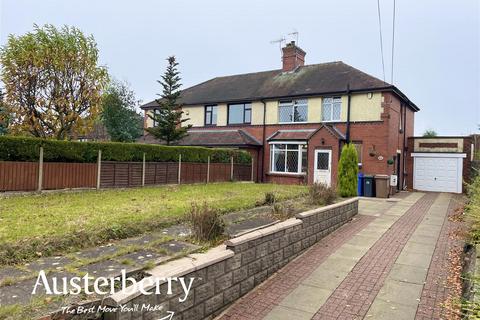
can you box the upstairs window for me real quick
[228,103,251,124]
[279,99,308,123]
[322,97,342,122]
[152,109,160,127]
[205,105,218,126]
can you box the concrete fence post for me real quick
[207,156,210,184]
[251,157,254,182]
[230,156,234,181]
[178,154,182,185]
[37,146,44,192]
[142,153,146,187]
[96,149,102,190]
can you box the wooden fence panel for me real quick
[181,163,208,184]
[209,163,231,182]
[0,161,38,191]
[234,164,252,181]
[43,163,97,190]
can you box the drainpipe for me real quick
[261,100,267,182]
[346,84,352,144]
[402,103,407,189]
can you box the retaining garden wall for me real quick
[103,198,359,320]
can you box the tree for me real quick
[0,88,9,135]
[101,80,143,142]
[423,129,438,137]
[146,56,191,145]
[338,143,359,197]
[0,24,108,140]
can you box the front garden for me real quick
[0,183,307,265]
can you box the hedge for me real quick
[0,136,252,164]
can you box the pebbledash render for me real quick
[139,41,419,189]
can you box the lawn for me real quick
[0,183,306,264]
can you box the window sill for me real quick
[278,121,309,125]
[267,172,306,177]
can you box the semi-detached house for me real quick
[139,41,419,190]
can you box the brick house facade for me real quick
[139,42,419,189]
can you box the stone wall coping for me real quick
[295,197,359,219]
[105,245,234,306]
[224,218,302,247]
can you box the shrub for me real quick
[186,202,225,242]
[270,202,294,221]
[264,192,277,205]
[309,183,338,205]
[338,143,359,197]
[0,135,251,164]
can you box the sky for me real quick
[0,0,479,136]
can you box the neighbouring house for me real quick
[139,41,419,189]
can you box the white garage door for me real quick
[413,153,466,193]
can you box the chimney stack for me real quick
[282,41,306,72]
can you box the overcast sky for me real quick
[1,0,478,135]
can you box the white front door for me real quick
[314,149,332,186]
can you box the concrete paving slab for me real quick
[415,224,442,235]
[329,243,370,261]
[365,298,418,320]
[402,242,436,255]
[319,255,359,273]
[116,250,167,266]
[74,244,120,260]
[279,284,332,313]
[0,266,29,281]
[408,233,439,245]
[24,256,73,272]
[303,267,350,290]
[78,260,135,278]
[375,279,423,306]
[263,305,312,320]
[347,233,381,248]
[396,251,433,269]
[156,240,200,254]
[389,263,428,285]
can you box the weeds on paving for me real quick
[186,202,225,243]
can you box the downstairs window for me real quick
[270,143,307,174]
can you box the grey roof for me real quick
[141,62,419,111]
[137,129,262,147]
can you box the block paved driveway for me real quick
[216,192,465,320]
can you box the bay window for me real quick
[322,97,342,122]
[279,99,308,123]
[270,143,307,174]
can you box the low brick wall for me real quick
[103,198,358,320]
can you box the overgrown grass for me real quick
[0,183,306,265]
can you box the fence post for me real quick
[142,153,146,187]
[37,146,44,192]
[230,156,234,181]
[96,149,102,190]
[178,154,182,185]
[207,156,210,184]
[251,157,254,182]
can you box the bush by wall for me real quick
[0,136,251,164]
[338,143,359,197]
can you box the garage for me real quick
[412,153,466,193]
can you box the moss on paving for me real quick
[0,183,306,264]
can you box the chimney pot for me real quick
[282,41,306,72]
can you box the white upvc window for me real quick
[270,142,307,174]
[322,97,342,122]
[278,99,308,123]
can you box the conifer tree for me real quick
[146,56,191,145]
[338,143,359,197]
